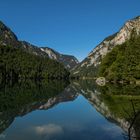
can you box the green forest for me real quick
[0,46,70,82]
[98,36,140,82]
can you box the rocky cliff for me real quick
[40,47,79,69]
[73,16,140,76]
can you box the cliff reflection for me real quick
[71,80,140,140]
[0,80,140,140]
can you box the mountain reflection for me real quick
[0,80,140,140]
[0,80,69,134]
[71,80,140,140]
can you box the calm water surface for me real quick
[0,80,139,140]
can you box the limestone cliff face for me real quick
[73,16,140,75]
[40,47,79,69]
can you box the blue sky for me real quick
[0,0,140,61]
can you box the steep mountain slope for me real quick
[20,41,49,57]
[72,16,140,77]
[98,36,140,82]
[0,21,19,47]
[0,21,79,70]
[0,45,70,80]
[20,42,79,69]
[39,47,79,69]
[0,21,70,80]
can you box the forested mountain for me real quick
[20,41,79,69]
[98,36,140,82]
[0,46,70,81]
[72,16,140,81]
[1,16,140,82]
[0,20,79,71]
[0,21,71,81]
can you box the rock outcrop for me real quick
[73,16,140,76]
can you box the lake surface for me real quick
[0,80,140,140]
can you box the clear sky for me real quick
[0,0,140,61]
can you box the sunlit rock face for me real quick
[73,16,140,75]
[40,47,79,70]
[87,16,140,66]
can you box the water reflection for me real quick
[0,80,69,134]
[71,80,140,140]
[0,80,140,140]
